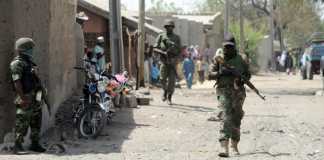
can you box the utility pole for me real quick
[138,0,145,87]
[109,0,124,74]
[269,0,275,70]
[239,0,245,55]
[224,0,230,37]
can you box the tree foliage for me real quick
[230,22,265,69]
[146,0,183,14]
[198,0,324,49]
[196,0,224,13]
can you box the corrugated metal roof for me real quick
[172,12,222,25]
[82,0,109,12]
[78,0,162,36]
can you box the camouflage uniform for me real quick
[10,55,42,146]
[209,34,251,158]
[154,29,181,101]
[210,52,250,142]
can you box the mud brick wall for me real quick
[0,0,15,142]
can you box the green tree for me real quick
[201,0,324,49]
[196,0,224,13]
[230,22,264,71]
[146,0,183,14]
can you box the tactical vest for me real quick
[217,54,247,89]
[17,57,37,93]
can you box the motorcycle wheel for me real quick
[77,106,107,139]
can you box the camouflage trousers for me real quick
[160,63,177,95]
[217,87,246,142]
[15,104,42,144]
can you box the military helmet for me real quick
[164,19,175,28]
[15,37,35,52]
[223,33,236,46]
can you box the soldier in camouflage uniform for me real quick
[208,34,251,157]
[154,19,181,105]
[10,38,46,154]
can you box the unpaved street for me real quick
[1,73,324,160]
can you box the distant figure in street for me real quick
[208,34,251,157]
[203,43,213,65]
[181,45,188,60]
[151,62,160,85]
[285,52,294,75]
[93,36,106,73]
[183,53,195,89]
[280,50,287,68]
[197,56,205,84]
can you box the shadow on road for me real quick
[149,103,215,113]
[245,114,287,118]
[62,107,138,155]
[240,151,291,158]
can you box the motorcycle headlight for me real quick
[88,83,97,94]
[97,81,107,93]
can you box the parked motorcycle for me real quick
[73,65,114,139]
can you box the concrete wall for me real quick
[0,0,15,141]
[206,16,224,55]
[0,0,77,142]
[148,15,223,52]
[149,15,204,47]
[47,0,77,124]
[78,6,108,33]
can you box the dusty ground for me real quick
[1,73,324,160]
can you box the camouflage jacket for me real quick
[10,55,38,104]
[154,32,181,64]
[209,53,251,89]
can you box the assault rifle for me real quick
[153,41,179,79]
[215,56,266,101]
[32,68,52,116]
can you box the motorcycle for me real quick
[73,64,114,139]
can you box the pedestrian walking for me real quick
[183,53,195,89]
[208,34,251,157]
[154,19,181,105]
[285,52,294,75]
[197,56,205,84]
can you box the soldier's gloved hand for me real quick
[20,96,31,109]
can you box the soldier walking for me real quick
[154,20,181,105]
[10,38,46,154]
[208,34,251,157]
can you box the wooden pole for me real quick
[138,0,145,87]
[239,0,245,55]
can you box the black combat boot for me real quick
[218,140,229,157]
[29,142,46,153]
[162,90,167,102]
[231,140,240,156]
[13,142,28,155]
[167,94,172,105]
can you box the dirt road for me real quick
[1,73,324,160]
